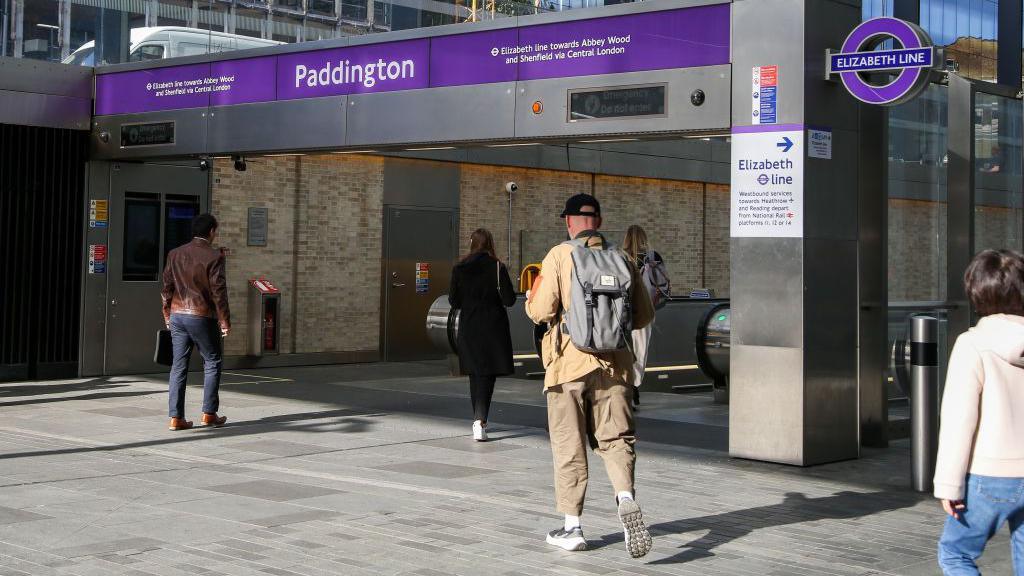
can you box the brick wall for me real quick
[887,199,947,302]
[211,154,383,357]
[213,155,727,359]
[460,165,729,296]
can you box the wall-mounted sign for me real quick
[94,4,730,116]
[120,121,175,147]
[89,244,107,274]
[247,207,269,246]
[826,17,935,106]
[568,84,666,121]
[415,262,430,294]
[751,65,778,125]
[89,199,108,228]
[807,127,832,159]
[730,125,804,239]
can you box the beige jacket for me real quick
[525,234,654,389]
[933,314,1024,500]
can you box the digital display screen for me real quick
[569,85,666,121]
[120,121,175,147]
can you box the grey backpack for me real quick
[562,234,634,354]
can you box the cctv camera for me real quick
[505,182,518,194]
[232,155,247,172]
[198,158,210,171]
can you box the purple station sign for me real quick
[95,4,729,116]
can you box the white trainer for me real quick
[472,420,488,442]
[618,497,652,558]
[546,527,587,551]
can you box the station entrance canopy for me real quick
[90,0,731,160]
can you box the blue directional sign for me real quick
[777,136,793,153]
[828,46,933,74]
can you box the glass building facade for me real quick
[864,0,1023,380]
[0,0,618,65]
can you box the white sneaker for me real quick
[472,420,488,442]
[618,497,652,558]
[546,527,587,551]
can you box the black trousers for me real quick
[469,375,496,422]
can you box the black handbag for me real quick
[154,329,173,366]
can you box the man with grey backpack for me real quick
[526,193,655,558]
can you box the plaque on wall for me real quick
[247,207,268,246]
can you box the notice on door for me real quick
[415,262,430,294]
[89,200,109,228]
[89,244,107,274]
[731,127,803,238]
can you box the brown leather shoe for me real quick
[169,417,193,431]
[201,413,227,427]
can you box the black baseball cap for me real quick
[560,193,601,218]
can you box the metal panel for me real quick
[729,344,805,464]
[383,158,460,208]
[382,206,456,361]
[946,75,974,345]
[91,109,209,160]
[0,90,91,131]
[515,66,731,139]
[0,57,93,98]
[729,237,804,348]
[803,237,860,463]
[346,83,517,147]
[104,163,209,375]
[858,104,889,447]
[80,161,112,377]
[804,128,858,240]
[731,0,805,128]
[208,97,348,154]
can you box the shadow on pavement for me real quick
[596,490,925,564]
[0,407,386,461]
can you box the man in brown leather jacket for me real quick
[161,213,231,431]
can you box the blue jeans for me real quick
[168,313,223,419]
[938,474,1024,575]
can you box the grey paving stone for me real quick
[204,480,342,502]
[247,510,339,527]
[373,461,500,479]
[416,437,527,453]
[49,537,165,559]
[84,406,167,418]
[0,506,52,525]
[226,440,328,457]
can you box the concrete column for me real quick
[729,0,876,465]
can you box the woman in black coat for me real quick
[449,228,516,441]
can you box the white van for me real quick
[64,27,283,66]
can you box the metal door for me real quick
[383,207,456,361]
[105,163,208,374]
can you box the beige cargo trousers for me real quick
[546,369,636,516]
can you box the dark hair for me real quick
[964,249,1024,317]
[191,213,219,239]
[461,228,497,263]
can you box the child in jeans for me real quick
[935,249,1024,575]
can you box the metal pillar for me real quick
[910,315,939,492]
[947,74,975,345]
[729,0,874,465]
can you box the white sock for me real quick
[564,514,581,531]
[617,491,634,503]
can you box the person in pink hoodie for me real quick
[934,249,1024,575]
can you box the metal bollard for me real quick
[910,315,940,493]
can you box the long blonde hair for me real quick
[622,225,649,262]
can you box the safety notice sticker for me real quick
[89,199,109,228]
[752,65,778,125]
[730,127,803,238]
[89,244,107,274]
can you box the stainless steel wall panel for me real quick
[729,344,805,464]
[729,237,804,349]
[0,90,91,131]
[803,238,860,463]
[383,158,460,208]
[91,109,209,160]
[731,0,805,127]
[80,161,110,377]
[346,83,517,147]
[803,127,858,241]
[208,97,348,154]
[0,57,93,99]
[515,66,731,140]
